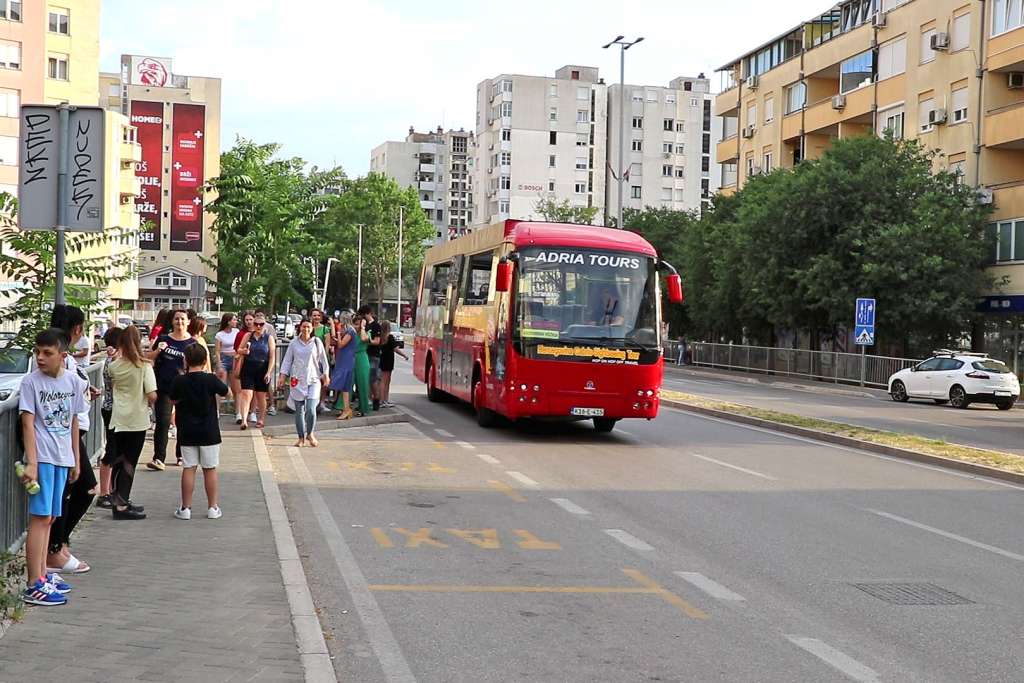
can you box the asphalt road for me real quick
[664,367,1024,455]
[271,362,1024,682]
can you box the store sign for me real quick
[169,103,205,252]
[129,56,172,87]
[131,101,163,250]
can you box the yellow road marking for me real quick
[393,527,448,548]
[622,568,709,620]
[346,461,375,471]
[433,442,446,449]
[325,461,340,471]
[370,528,395,548]
[513,529,561,550]
[427,462,456,474]
[368,584,657,594]
[488,480,527,502]
[445,528,501,549]
[399,462,417,471]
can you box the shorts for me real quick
[240,362,270,392]
[221,355,234,374]
[28,463,70,517]
[180,444,220,469]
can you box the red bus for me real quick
[413,220,683,432]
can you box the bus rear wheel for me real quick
[473,377,497,428]
[593,417,618,433]
[426,361,443,402]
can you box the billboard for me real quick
[130,101,163,250]
[128,56,172,87]
[169,103,205,252]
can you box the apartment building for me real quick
[715,0,1024,362]
[606,75,721,219]
[473,65,608,225]
[100,55,222,312]
[369,126,475,243]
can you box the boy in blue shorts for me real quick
[19,328,86,606]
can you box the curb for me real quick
[662,399,1024,486]
[262,411,410,438]
[665,366,882,399]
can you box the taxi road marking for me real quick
[369,527,560,550]
[488,480,527,502]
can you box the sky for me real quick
[100,0,829,176]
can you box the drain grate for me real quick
[851,582,974,605]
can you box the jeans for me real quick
[110,431,147,507]
[49,433,96,553]
[153,390,180,463]
[294,398,317,438]
[100,407,116,464]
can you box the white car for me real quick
[0,347,34,402]
[888,351,1019,410]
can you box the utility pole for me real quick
[55,103,73,305]
[356,224,363,309]
[602,36,644,230]
[397,206,404,327]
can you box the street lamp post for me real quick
[356,224,363,309]
[602,35,644,230]
[396,206,404,327]
[321,257,339,311]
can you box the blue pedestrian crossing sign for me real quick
[854,298,876,346]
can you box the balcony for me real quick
[120,141,142,163]
[420,199,435,210]
[988,25,1024,72]
[782,112,802,140]
[716,137,739,164]
[985,102,1024,149]
[419,163,436,174]
[803,85,873,135]
[714,90,739,117]
[119,173,142,196]
[418,181,437,192]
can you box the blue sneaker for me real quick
[23,579,68,606]
[45,572,72,594]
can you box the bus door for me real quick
[441,255,465,392]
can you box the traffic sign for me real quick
[854,297,875,346]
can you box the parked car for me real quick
[888,351,1020,410]
[134,320,151,338]
[273,315,295,340]
[0,347,33,401]
[388,322,405,349]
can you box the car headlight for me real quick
[0,389,11,401]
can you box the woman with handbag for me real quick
[278,318,330,447]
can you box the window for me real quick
[878,37,907,79]
[1,1,22,21]
[499,175,510,190]
[746,155,755,177]
[723,117,738,139]
[629,163,642,177]
[675,188,686,201]
[499,102,512,117]
[0,88,18,117]
[571,70,580,80]
[949,159,966,184]
[48,7,69,34]
[630,186,642,199]
[840,50,875,93]
[747,103,757,126]
[576,134,588,147]
[632,116,643,129]
[428,262,452,305]
[549,83,558,97]
[992,0,1024,35]
[662,165,673,177]
[919,97,936,132]
[500,151,511,166]
[675,121,684,132]
[574,182,586,194]
[921,28,937,64]
[991,219,1024,262]
[763,152,773,172]
[463,252,494,304]
[549,154,556,168]
[785,82,806,114]
[577,86,589,100]
[631,139,643,152]
[675,144,685,155]
[0,39,19,69]
[0,135,16,165]
[952,13,971,51]
[646,90,658,102]
[548,107,557,122]
[549,131,557,145]
[663,118,674,131]
[764,97,774,123]
[690,97,699,107]
[631,90,643,102]
[952,87,968,123]
[661,187,673,201]
[436,209,444,221]
[879,107,905,139]
[665,92,676,104]
[499,200,509,214]
[841,0,877,31]
[663,142,673,154]
[674,167,685,178]
[501,129,511,141]
[47,53,68,80]
[576,109,590,123]
[548,180,555,192]
[575,157,588,170]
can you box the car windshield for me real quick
[973,359,1013,374]
[515,247,659,351]
[0,348,29,374]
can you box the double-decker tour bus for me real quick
[413,220,683,432]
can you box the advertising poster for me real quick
[130,101,163,250]
[170,103,205,251]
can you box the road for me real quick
[664,367,1024,455]
[271,362,1024,682]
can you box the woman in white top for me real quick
[215,313,239,408]
[278,318,330,448]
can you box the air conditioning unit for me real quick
[831,94,847,110]
[929,108,948,125]
[745,75,759,90]
[872,11,887,28]
[1009,72,1024,89]
[977,187,994,204]
[663,152,672,159]
[930,32,950,51]
[741,125,755,138]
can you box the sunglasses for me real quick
[255,321,265,327]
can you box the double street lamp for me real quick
[602,35,644,230]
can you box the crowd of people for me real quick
[16,302,407,606]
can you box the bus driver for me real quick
[588,284,625,326]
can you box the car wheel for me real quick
[997,399,1015,411]
[933,399,949,405]
[949,385,970,409]
[593,417,618,433]
[890,380,909,402]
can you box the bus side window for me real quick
[430,262,451,305]
[463,251,495,305]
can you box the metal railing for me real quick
[688,342,920,389]
[2,363,104,553]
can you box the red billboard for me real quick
[130,101,163,250]
[170,103,206,251]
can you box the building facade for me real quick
[606,75,721,219]
[715,0,1024,365]
[370,126,475,243]
[100,55,222,313]
[473,65,608,226]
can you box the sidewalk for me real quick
[665,363,889,400]
[0,431,303,683]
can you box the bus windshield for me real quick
[515,247,659,356]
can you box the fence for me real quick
[688,342,920,389]
[2,362,105,554]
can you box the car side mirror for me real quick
[666,274,684,304]
[910,366,917,372]
[495,260,513,293]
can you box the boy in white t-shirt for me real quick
[19,328,86,606]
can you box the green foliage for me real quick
[0,193,138,352]
[205,138,344,312]
[533,196,600,225]
[314,173,434,309]
[0,548,26,624]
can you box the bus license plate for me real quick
[571,407,604,417]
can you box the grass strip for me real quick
[662,389,1024,475]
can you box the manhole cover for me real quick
[851,582,973,605]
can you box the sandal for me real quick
[255,420,265,429]
[46,553,91,575]
[335,409,352,421]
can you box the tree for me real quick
[0,193,138,351]
[533,196,600,225]
[205,138,344,312]
[316,173,434,310]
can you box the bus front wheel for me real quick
[473,378,497,428]
[593,417,618,433]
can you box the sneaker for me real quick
[174,507,191,520]
[112,506,147,520]
[146,459,165,471]
[127,501,145,513]
[44,573,72,594]
[267,406,277,416]
[168,425,177,439]
[95,495,113,509]
[207,506,223,520]
[248,412,258,424]
[23,579,67,606]
[235,413,243,425]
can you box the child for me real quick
[18,328,86,606]
[170,344,228,520]
[378,321,408,409]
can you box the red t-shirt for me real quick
[234,328,253,352]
